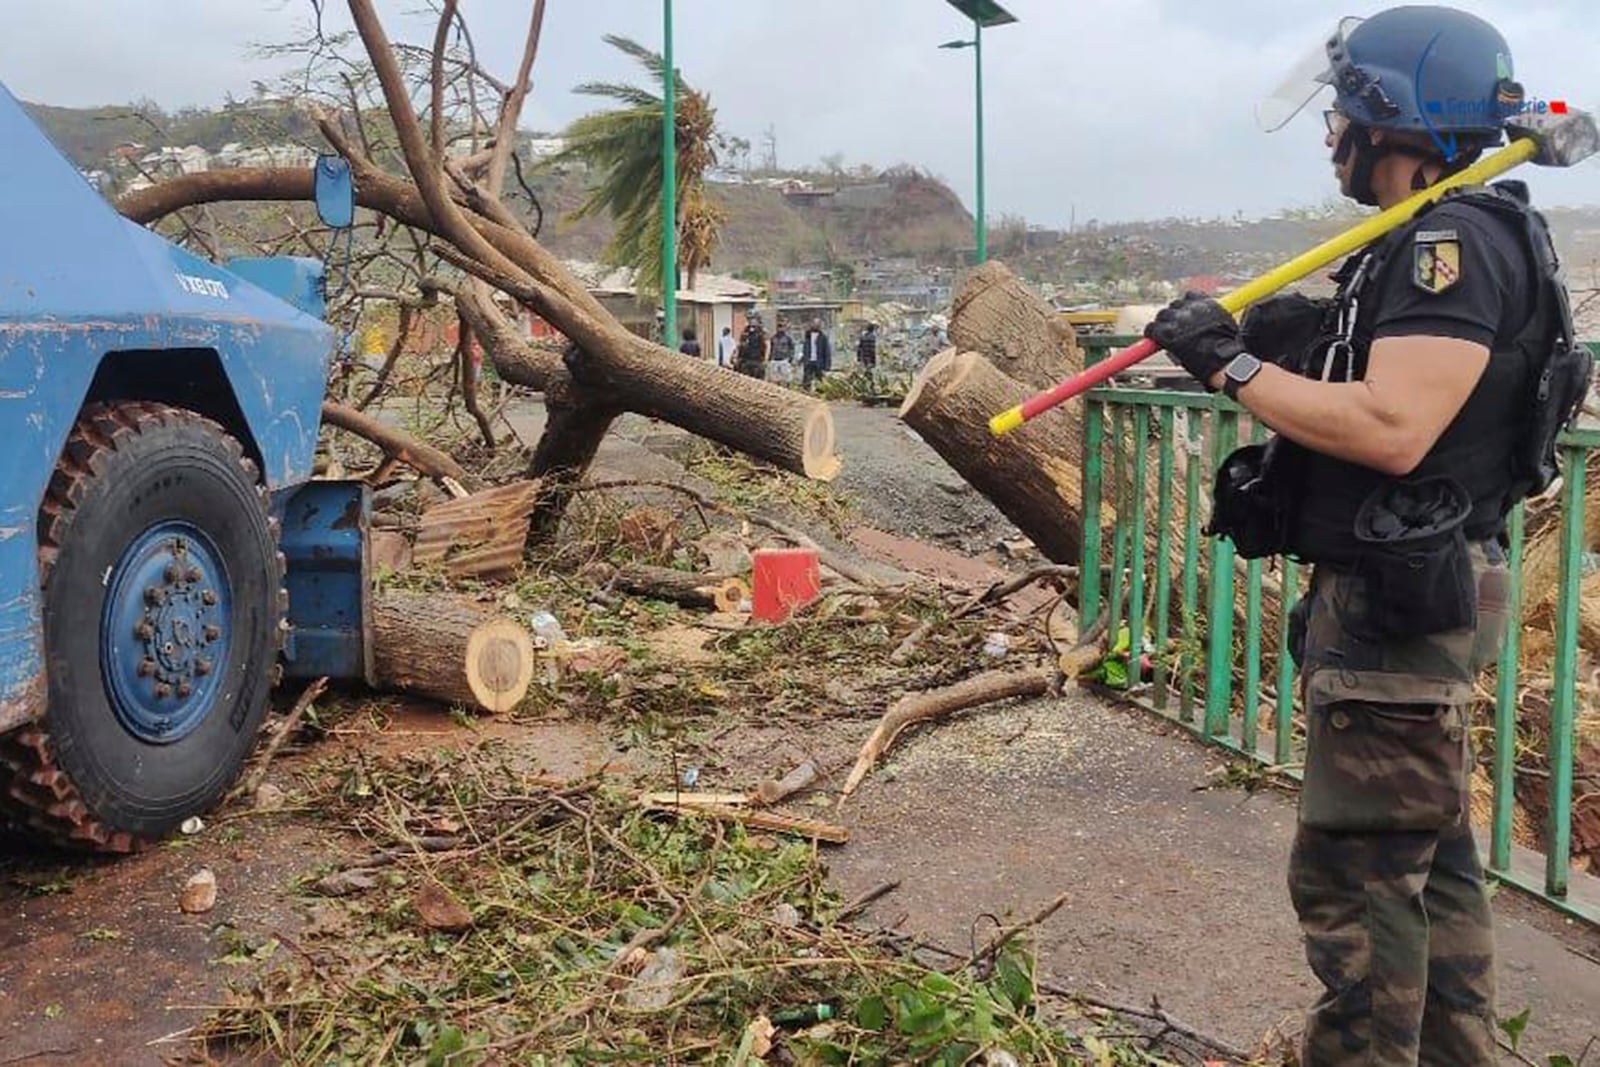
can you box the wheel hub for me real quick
[102,521,232,744]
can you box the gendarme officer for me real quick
[1145,7,1587,1065]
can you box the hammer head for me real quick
[1507,107,1600,167]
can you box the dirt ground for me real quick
[2,401,1598,1064]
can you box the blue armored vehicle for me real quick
[0,84,360,849]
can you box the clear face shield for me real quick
[1254,16,1364,133]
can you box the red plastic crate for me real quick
[751,547,820,622]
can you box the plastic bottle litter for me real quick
[981,632,1010,659]
[771,1003,835,1027]
[681,766,700,788]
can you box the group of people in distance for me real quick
[678,313,878,390]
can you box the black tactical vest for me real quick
[1287,182,1568,564]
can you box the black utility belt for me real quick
[1209,441,1487,638]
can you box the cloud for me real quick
[4,0,1597,224]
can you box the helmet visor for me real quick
[1255,16,1363,133]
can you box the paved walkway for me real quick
[830,690,1600,1061]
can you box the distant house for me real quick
[1180,274,1226,295]
[138,144,212,175]
[549,261,764,348]
[213,143,316,169]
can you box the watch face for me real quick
[1229,354,1263,382]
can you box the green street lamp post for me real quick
[661,0,678,346]
[939,0,1016,264]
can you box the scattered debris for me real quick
[599,561,750,613]
[413,479,541,579]
[642,793,849,844]
[842,669,1057,799]
[621,946,683,1011]
[233,676,329,803]
[179,817,205,836]
[412,880,473,932]
[755,760,819,806]
[313,870,379,898]
[617,507,679,556]
[179,868,217,914]
[252,783,286,811]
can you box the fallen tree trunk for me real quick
[841,668,1055,799]
[371,590,534,712]
[949,261,1082,390]
[118,123,840,483]
[900,350,1090,563]
[454,282,620,537]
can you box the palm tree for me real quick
[551,35,723,300]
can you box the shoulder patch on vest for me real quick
[1412,238,1461,295]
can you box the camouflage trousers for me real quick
[1289,550,1508,1065]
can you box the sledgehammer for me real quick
[988,107,1600,437]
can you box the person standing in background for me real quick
[715,326,735,368]
[800,319,832,389]
[768,319,796,385]
[679,326,701,358]
[856,323,879,377]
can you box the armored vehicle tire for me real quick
[0,403,282,850]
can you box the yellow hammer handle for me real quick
[987,135,1539,437]
[1215,136,1538,317]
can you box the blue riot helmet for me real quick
[1333,7,1514,139]
[1257,7,1519,203]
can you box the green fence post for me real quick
[1241,420,1265,755]
[1547,446,1585,899]
[1152,407,1176,709]
[1491,502,1525,874]
[1128,407,1149,686]
[1179,409,1204,724]
[1080,394,1104,644]
[1108,406,1128,655]
[1203,407,1238,740]
[1275,559,1299,767]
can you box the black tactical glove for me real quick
[1240,293,1332,366]
[1144,291,1244,391]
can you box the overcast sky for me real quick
[4,1,1598,225]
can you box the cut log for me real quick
[413,479,541,579]
[841,668,1055,799]
[608,563,749,613]
[949,261,1082,390]
[371,590,534,712]
[901,350,1089,563]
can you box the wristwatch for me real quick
[1221,352,1264,400]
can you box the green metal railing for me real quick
[1078,335,1600,924]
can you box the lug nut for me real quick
[176,682,193,698]
[144,587,164,605]
[134,620,154,640]
[203,625,221,642]
[195,659,212,676]
[164,563,183,584]
[153,683,172,699]
[201,590,217,606]
[185,566,202,583]
[137,658,156,677]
